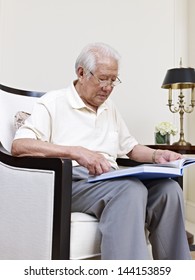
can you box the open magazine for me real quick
[88,157,195,183]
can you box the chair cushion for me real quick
[70,213,101,259]
[70,213,151,260]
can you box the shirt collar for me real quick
[69,80,108,113]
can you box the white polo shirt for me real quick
[14,81,138,168]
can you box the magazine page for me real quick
[154,157,195,169]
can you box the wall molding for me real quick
[185,199,195,224]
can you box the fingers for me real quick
[158,150,183,163]
[88,160,111,175]
[169,152,183,161]
[74,146,111,175]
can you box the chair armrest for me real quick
[116,158,149,167]
[0,142,72,259]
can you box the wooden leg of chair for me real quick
[187,231,194,245]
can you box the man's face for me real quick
[77,57,119,111]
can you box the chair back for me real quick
[0,85,44,152]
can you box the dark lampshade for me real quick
[162,67,195,89]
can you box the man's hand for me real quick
[155,149,184,164]
[71,146,111,175]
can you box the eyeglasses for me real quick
[89,71,122,87]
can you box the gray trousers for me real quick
[71,166,191,260]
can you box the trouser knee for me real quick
[155,179,183,201]
[108,178,148,207]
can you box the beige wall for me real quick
[186,0,195,222]
[1,0,194,218]
[0,0,187,144]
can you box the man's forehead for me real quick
[95,58,118,73]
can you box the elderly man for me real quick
[11,42,191,260]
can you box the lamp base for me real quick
[172,140,191,146]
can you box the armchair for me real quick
[0,84,101,260]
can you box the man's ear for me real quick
[77,66,84,81]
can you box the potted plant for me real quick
[155,122,177,144]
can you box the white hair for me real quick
[75,42,121,75]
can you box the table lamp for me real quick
[161,62,195,146]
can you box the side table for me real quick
[147,144,195,246]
